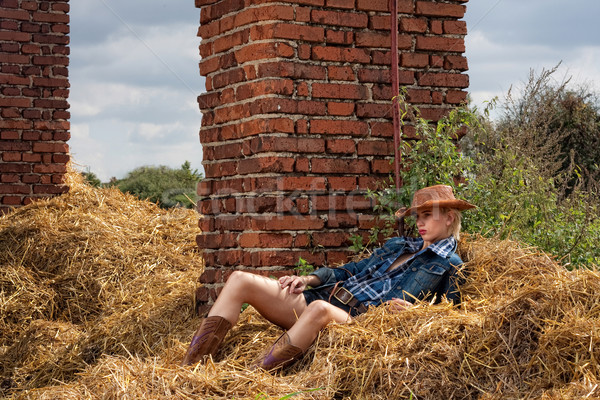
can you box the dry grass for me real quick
[1,171,599,399]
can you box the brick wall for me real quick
[0,0,70,214]
[194,0,469,313]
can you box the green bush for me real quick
[112,161,202,209]
[367,71,600,268]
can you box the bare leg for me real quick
[209,271,308,329]
[286,300,351,350]
[252,299,352,370]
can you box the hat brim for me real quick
[395,199,476,218]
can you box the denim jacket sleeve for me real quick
[385,251,464,305]
[310,238,406,286]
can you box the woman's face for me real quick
[415,208,453,244]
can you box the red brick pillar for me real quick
[0,0,70,214]
[194,0,469,313]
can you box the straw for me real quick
[1,169,599,399]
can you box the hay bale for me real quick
[2,170,600,399]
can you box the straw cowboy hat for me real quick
[395,185,476,218]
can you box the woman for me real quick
[182,185,475,370]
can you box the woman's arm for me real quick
[279,274,322,294]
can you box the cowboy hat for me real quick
[395,185,475,218]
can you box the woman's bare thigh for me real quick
[211,271,308,329]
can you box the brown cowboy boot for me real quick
[181,315,232,366]
[253,332,304,371]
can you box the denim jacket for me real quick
[310,236,464,306]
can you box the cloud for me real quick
[68,0,203,181]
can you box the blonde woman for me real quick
[182,185,475,370]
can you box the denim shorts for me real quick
[303,287,367,317]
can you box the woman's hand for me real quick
[279,275,308,294]
[387,298,413,313]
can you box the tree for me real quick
[113,162,203,209]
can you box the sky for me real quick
[68,0,600,182]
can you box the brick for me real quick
[356,0,387,12]
[313,194,372,210]
[32,163,67,173]
[235,42,294,63]
[259,61,327,80]
[327,250,353,266]
[371,158,394,174]
[326,212,358,228]
[416,36,465,53]
[236,79,294,100]
[446,90,468,104]
[415,1,466,18]
[0,31,31,42]
[328,65,355,81]
[201,0,245,24]
[418,72,469,88]
[312,82,367,100]
[327,101,355,116]
[406,88,432,103]
[0,120,32,129]
[311,10,368,28]
[328,177,357,191]
[244,136,325,154]
[277,176,327,191]
[444,55,468,71]
[234,4,295,27]
[216,249,251,267]
[211,68,246,90]
[2,196,22,206]
[253,23,325,42]
[213,29,248,53]
[296,81,309,96]
[443,20,467,35]
[430,20,443,35]
[326,138,356,154]
[310,119,368,136]
[356,103,391,118]
[312,232,350,247]
[238,156,296,174]
[2,152,21,162]
[239,232,294,248]
[0,184,30,195]
[32,12,69,23]
[418,106,451,121]
[312,46,370,63]
[311,158,370,174]
[400,17,427,33]
[372,84,394,101]
[326,29,354,45]
[357,140,394,156]
[355,31,389,48]
[0,131,19,140]
[251,215,325,231]
[1,8,29,20]
[401,53,429,68]
[326,0,355,9]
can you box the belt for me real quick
[329,285,368,314]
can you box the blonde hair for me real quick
[445,208,462,240]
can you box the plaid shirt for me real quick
[311,236,460,306]
[341,236,457,304]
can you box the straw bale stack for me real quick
[1,171,599,399]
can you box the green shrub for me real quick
[112,161,202,209]
[366,73,600,268]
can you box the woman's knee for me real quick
[304,300,335,322]
[227,270,254,284]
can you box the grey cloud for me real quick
[466,0,600,48]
